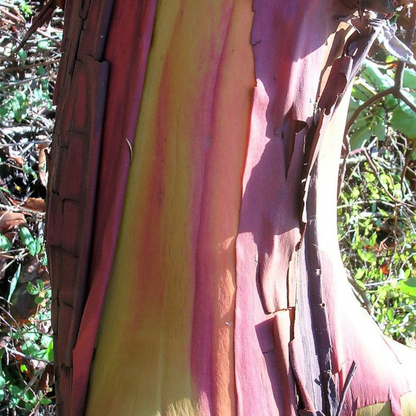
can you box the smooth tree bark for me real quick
[46,0,416,415]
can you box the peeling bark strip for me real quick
[46,0,416,415]
[46,1,158,414]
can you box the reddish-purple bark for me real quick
[47,0,158,413]
[46,0,416,415]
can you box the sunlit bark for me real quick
[47,0,416,415]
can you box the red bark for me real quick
[46,1,416,415]
[47,1,158,413]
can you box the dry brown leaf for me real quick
[0,210,26,233]
[23,197,46,212]
[7,197,46,213]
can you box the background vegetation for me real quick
[339,6,416,349]
[0,0,61,414]
[0,1,415,414]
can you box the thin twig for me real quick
[396,89,416,113]
[345,87,395,134]
[0,140,51,148]
[0,8,24,24]
[0,59,60,74]
[4,346,51,364]
[345,5,416,135]
[0,304,21,331]
[34,29,62,48]
[355,147,406,205]
[347,274,373,314]
[335,361,357,416]
[0,74,45,87]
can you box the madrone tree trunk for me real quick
[46,0,416,415]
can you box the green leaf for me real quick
[349,125,372,150]
[351,187,360,199]
[379,173,392,189]
[26,238,41,256]
[372,118,385,141]
[351,84,372,102]
[369,232,377,246]
[35,238,42,254]
[23,330,39,342]
[401,89,416,107]
[351,113,369,129]
[23,389,35,406]
[20,227,34,246]
[41,252,48,266]
[35,296,44,305]
[8,384,22,406]
[17,49,27,65]
[400,278,416,299]
[26,282,40,295]
[391,103,416,139]
[45,338,54,362]
[7,264,21,302]
[21,341,43,359]
[20,227,41,254]
[37,40,50,50]
[355,268,366,281]
[18,1,33,17]
[23,163,37,179]
[15,90,27,104]
[0,186,11,196]
[365,172,376,183]
[0,234,12,251]
[357,248,376,263]
[41,334,53,348]
[40,397,52,405]
[33,88,43,102]
[403,68,416,89]
[384,94,397,108]
[387,308,395,322]
[37,66,46,76]
[361,60,394,91]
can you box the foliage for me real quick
[338,133,416,346]
[347,59,416,147]
[0,292,54,415]
[348,62,414,145]
[0,7,57,125]
[0,0,62,414]
[339,10,416,348]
